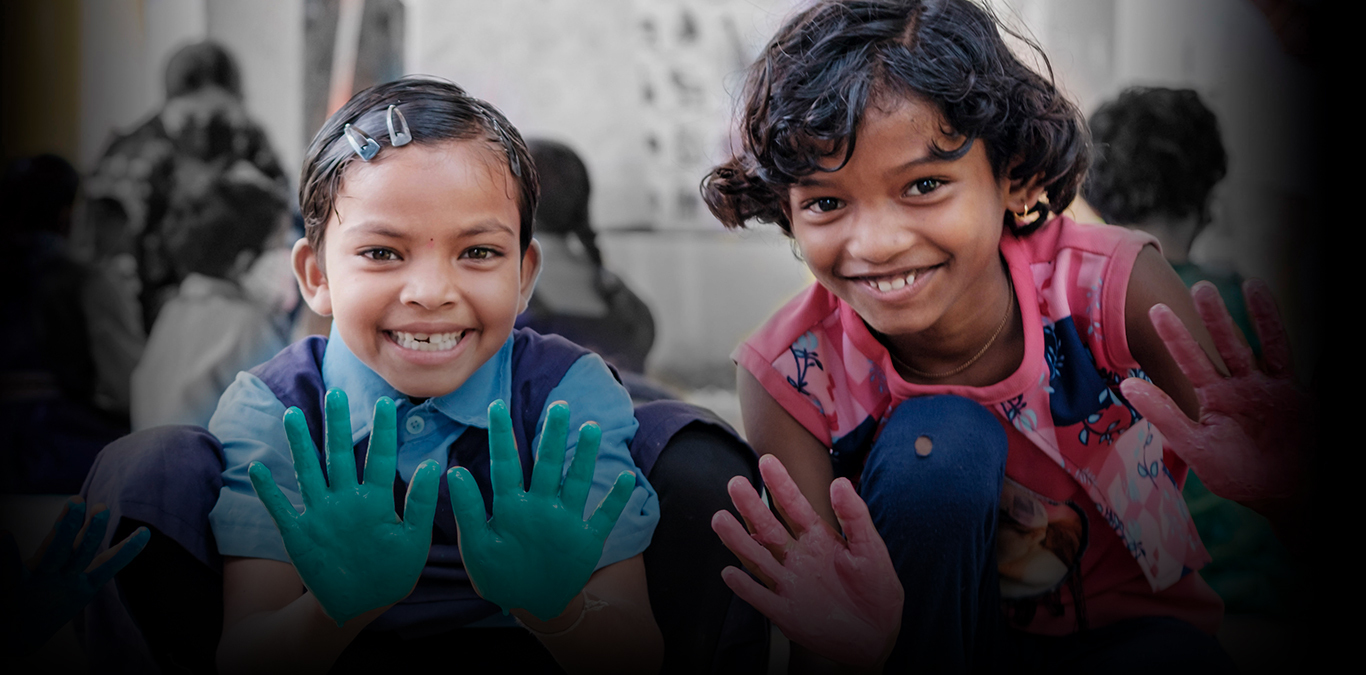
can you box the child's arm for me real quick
[217,557,389,674]
[1121,247,1310,516]
[216,391,440,674]
[736,366,840,529]
[512,554,662,673]
[448,400,662,673]
[734,366,905,671]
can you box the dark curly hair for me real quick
[165,165,288,279]
[701,0,1089,237]
[299,76,538,258]
[1083,86,1226,228]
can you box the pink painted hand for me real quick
[711,454,903,669]
[1119,279,1313,503]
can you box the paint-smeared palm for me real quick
[712,454,903,669]
[1121,279,1312,503]
[249,389,440,626]
[447,400,635,622]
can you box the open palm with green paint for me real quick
[248,389,441,626]
[447,400,636,622]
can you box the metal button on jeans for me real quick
[405,415,425,435]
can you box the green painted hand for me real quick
[447,400,636,622]
[1,500,149,656]
[249,389,440,626]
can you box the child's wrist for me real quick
[514,591,600,637]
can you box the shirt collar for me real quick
[321,323,514,443]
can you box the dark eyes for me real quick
[361,248,400,262]
[461,246,500,260]
[803,197,846,213]
[906,178,944,196]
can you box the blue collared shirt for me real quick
[207,324,658,570]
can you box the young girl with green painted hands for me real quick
[209,77,664,673]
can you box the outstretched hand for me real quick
[447,400,635,622]
[1,499,149,656]
[249,389,441,626]
[1120,279,1313,504]
[711,454,903,669]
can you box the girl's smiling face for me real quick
[293,140,538,399]
[787,95,1037,350]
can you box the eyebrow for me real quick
[347,220,517,239]
[793,146,950,187]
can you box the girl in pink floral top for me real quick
[699,1,1310,672]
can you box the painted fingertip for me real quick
[283,406,306,426]
[547,400,570,416]
[326,388,348,406]
[374,396,395,415]
[578,420,601,439]
[248,461,271,481]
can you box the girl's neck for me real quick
[881,256,1025,387]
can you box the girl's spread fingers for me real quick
[486,400,524,497]
[1119,378,1198,457]
[1148,304,1222,389]
[402,460,442,536]
[830,478,884,560]
[758,455,822,536]
[283,408,326,506]
[67,508,110,574]
[38,500,84,572]
[720,565,790,621]
[727,475,790,550]
[324,389,358,490]
[712,511,785,586]
[1191,282,1253,377]
[248,462,302,537]
[446,467,490,536]
[1244,278,1293,378]
[561,422,601,516]
[530,402,571,498]
[89,527,149,586]
[364,397,399,488]
[587,471,636,539]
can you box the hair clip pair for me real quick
[343,105,411,161]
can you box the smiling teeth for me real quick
[391,330,465,352]
[870,271,917,292]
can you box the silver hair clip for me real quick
[387,105,412,147]
[343,123,380,161]
[487,116,521,177]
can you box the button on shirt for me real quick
[207,325,658,570]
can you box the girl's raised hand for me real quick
[711,454,903,670]
[1120,279,1313,504]
[446,400,635,622]
[1,499,149,656]
[248,389,441,626]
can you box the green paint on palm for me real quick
[248,389,440,626]
[447,400,635,622]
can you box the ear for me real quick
[516,238,543,314]
[291,237,333,317]
[1004,171,1048,215]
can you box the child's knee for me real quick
[860,395,1007,528]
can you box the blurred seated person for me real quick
[1085,86,1295,615]
[1083,86,1257,354]
[84,40,287,334]
[1,155,124,493]
[129,161,295,430]
[82,196,147,421]
[518,139,670,400]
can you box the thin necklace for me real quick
[890,266,1015,379]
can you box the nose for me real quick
[845,203,913,264]
[398,256,462,310]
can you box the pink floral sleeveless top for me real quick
[735,218,1213,603]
